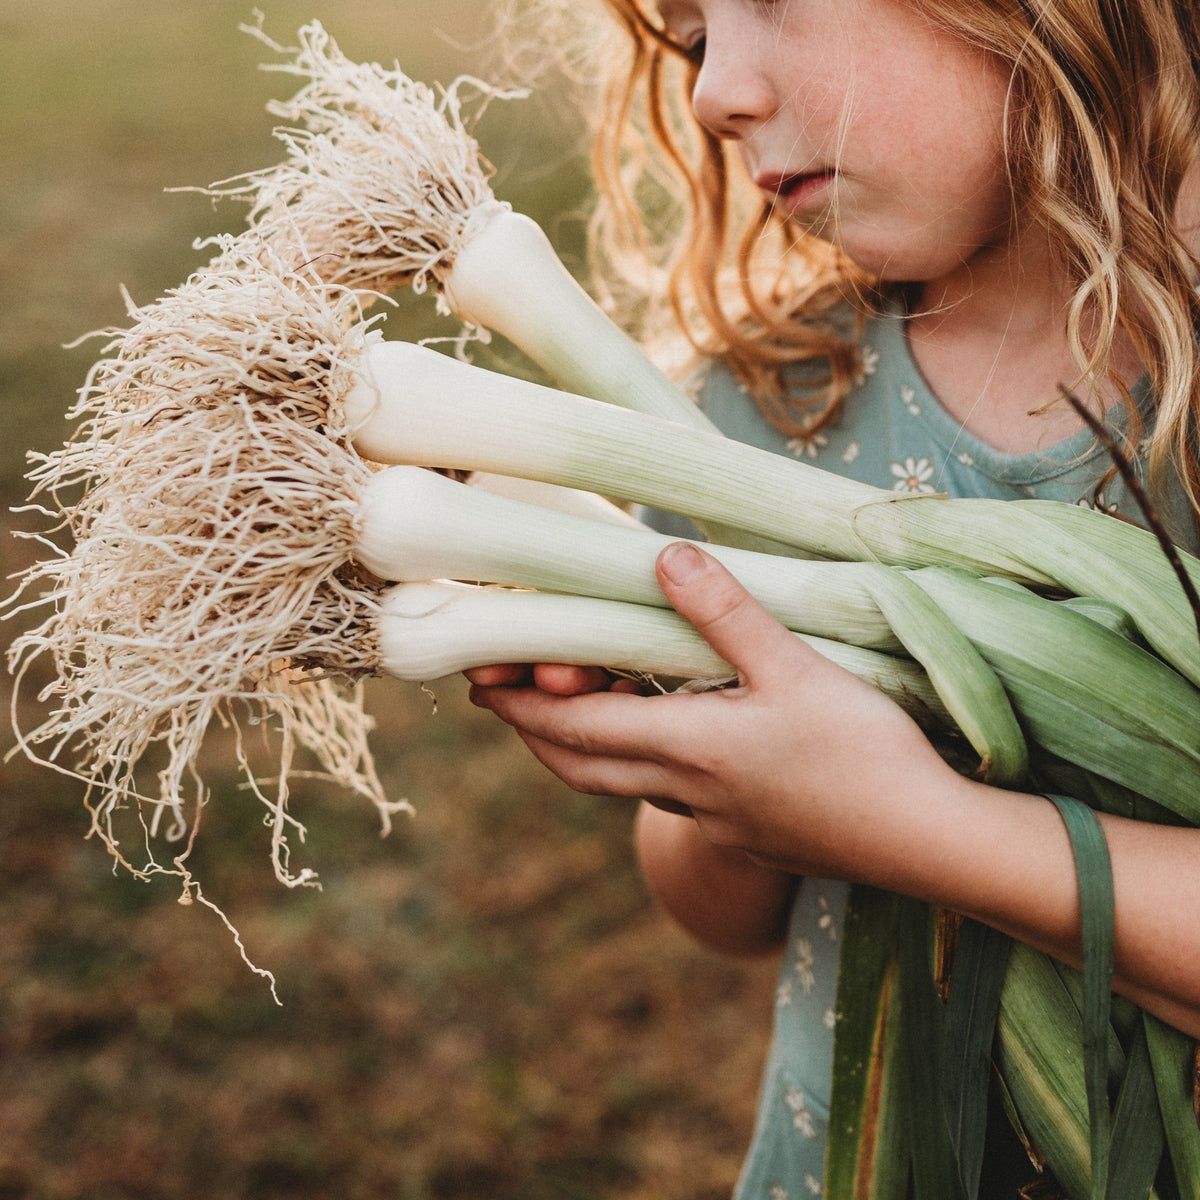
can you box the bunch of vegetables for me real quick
[7,21,1200,1199]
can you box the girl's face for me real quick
[655,0,1017,282]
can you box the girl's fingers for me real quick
[514,728,692,815]
[470,682,702,762]
[655,543,808,688]
[463,664,638,695]
[463,663,531,686]
[531,663,618,695]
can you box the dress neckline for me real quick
[869,304,1152,488]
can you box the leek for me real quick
[377,580,947,724]
[354,467,1200,818]
[223,20,719,435]
[348,339,1200,687]
[355,466,899,650]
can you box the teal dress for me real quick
[643,303,1196,1200]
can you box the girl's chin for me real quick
[798,221,973,284]
[793,205,1016,284]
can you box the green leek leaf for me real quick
[826,886,905,1198]
[1045,793,1116,1200]
[1105,1016,1165,1199]
[1145,1015,1200,1197]
[941,919,1013,1199]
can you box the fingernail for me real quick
[659,542,706,585]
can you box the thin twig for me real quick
[1058,384,1200,645]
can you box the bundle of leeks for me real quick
[8,22,1200,1199]
[212,26,1200,1197]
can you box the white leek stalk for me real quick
[356,466,899,650]
[225,22,716,435]
[377,581,947,725]
[347,339,880,560]
[442,209,718,430]
[347,339,1200,687]
[353,467,1200,817]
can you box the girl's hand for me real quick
[468,543,1200,1030]
[464,662,643,696]
[468,542,967,883]
[465,611,801,955]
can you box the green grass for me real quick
[0,3,777,1197]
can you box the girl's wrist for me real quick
[865,776,1078,945]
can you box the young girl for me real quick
[469,0,1200,1194]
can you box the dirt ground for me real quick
[0,3,779,1196]
[0,670,778,1200]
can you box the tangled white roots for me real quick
[208,18,519,300]
[7,238,409,895]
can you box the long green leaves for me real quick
[851,496,1200,688]
[1044,794,1116,1199]
[910,569,1200,819]
[861,568,1027,787]
[895,900,967,1200]
[940,919,1013,1199]
[995,944,1095,1199]
[826,888,907,1199]
[1106,1019,1165,1199]
[1145,1016,1200,1197]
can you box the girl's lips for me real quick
[757,169,837,213]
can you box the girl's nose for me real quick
[691,37,776,140]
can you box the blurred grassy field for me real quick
[0,3,777,1197]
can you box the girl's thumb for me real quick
[656,542,798,684]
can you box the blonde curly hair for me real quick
[570,0,1200,529]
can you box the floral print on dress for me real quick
[785,1086,818,1138]
[891,455,938,493]
[794,938,816,995]
[786,414,830,460]
[769,1185,789,1200]
[854,344,880,384]
[899,384,921,416]
[805,1173,823,1196]
[841,441,861,464]
[817,894,838,941]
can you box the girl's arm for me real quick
[634,803,798,957]
[465,661,799,958]
[469,543,1200,1037]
